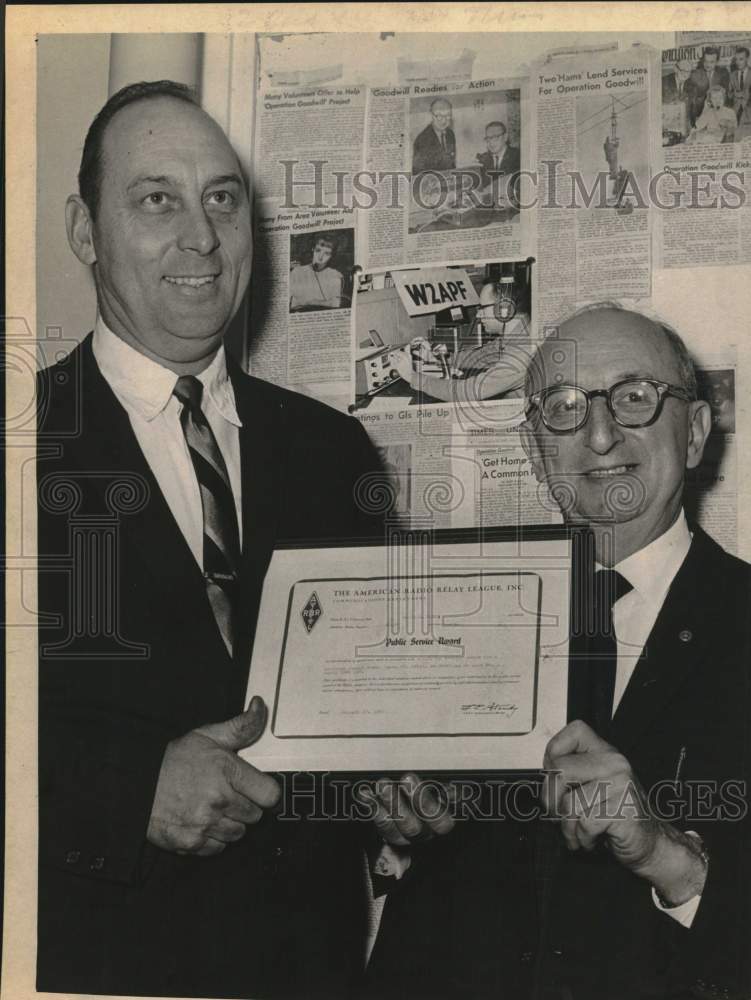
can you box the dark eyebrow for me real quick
[614,372,656,381]
[126,173,245,193]
[205,174,244,188]
[126,174,175,192]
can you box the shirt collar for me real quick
[608,511,691,602]
[92,315,241,426]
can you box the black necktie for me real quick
[568,569,632,736]
[173,375,241,654]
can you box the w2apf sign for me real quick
[392,267,480,317]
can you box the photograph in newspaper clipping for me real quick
[364,77,531,269]
[350,258,558,530]
[249,81,367,407]
[408,86,522,232]
[688,356,739,552]
[351,259,533,412]
[658,35,751,267]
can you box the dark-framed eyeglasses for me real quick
[525,379,695,434]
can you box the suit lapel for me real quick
[227,362,286,692]
[609,529,718,753]
[72,336,209,598]
[228,361,282,577]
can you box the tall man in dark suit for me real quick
[685,47,731,126]
[729,46,751,141]
[412,98,456,175]
[37,80,383,998]
[519,304,750,1000]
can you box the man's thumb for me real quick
[196,696,268,751]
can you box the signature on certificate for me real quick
[460,702,518,717]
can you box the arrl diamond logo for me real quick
[301,592,323,634]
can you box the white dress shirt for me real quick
[92,316,243,566]
[603,511,701,927]
[608,510,691,714]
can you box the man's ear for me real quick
[685,399,712,470]
[519,419,546,483]
[65,195,97,266]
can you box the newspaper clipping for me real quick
[363,77,531,268]
[245,34,741,547]
[657,37,751,268]
[534,48,653,324]
[688,356,739,552]
[248,83,368,406]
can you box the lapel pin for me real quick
[678,629,692,642]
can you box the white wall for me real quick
[36,34,110,368]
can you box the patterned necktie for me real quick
[173,375,241,654]
[568,568,632,736]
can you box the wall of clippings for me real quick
[247,31,749,554]
[34,29,751,556]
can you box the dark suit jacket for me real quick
[477,146,521,182]
[362,526,750,1000]
[412,123,457,174]
[729,67,751,127]
[37,334,384,998]
[662,71,690,106]
[536,526,751,1000]
[359,800,538,1000]
[477,147,521,208]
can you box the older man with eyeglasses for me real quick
[355,304,750,1000]
[516,303,751,1000]
[476,120,521,209]
[412,97,456,175]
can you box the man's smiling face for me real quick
[523,308,710,560]
[88,96,252,366]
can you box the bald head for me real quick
[527,306,697,400]
[521,305,711,563]
[431,98,452,114]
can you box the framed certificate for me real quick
[240,525,588,774]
